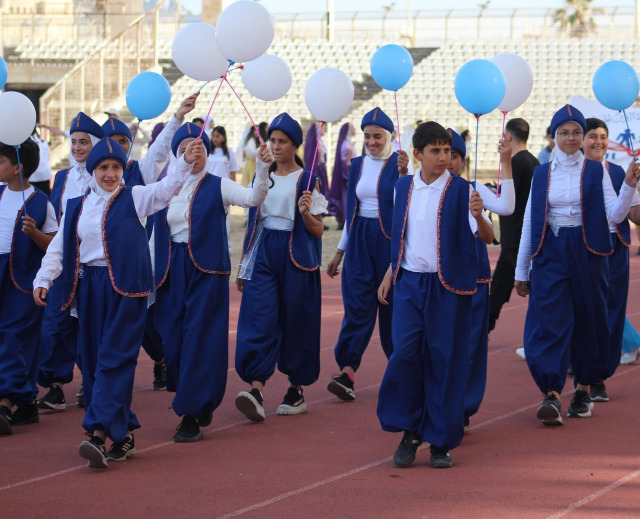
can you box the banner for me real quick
[569,95,639,168]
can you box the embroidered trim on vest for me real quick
[436,175,477,295]
[477,279,491,284]
[101,187,152,297]
[187,175,231,275]
[6,190,37,293]
[580,161,613,256]
[62,198,85,310]
[288,172,320,272]
[392,178,413,284]
[531,164,551,260]
[605,162,631,248]
[156,213,172,289]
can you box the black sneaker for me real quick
[277,387,307,416]
[106,434,136,461]
[174,416,203,443]
[79,435,107,469]
[235,388,266,422]
[152,361,166,391]
[0,405,12,435]
[393,431,422,468]
[429,445,453,469]
[536,394,563,426]
[590,380,609,402]
[464,416,470,433]
[12,403,39,426]
[327,373,355,401]
[37,384,66,411]
[76,387,84,408]
[568,389,594,418]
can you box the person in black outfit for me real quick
[489,118,539,331]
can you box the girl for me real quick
[234,113,327,421]
[207,126,240,182]
[33,136,194,468]
[326,107,401,402]
[514,105,640,426]
[153,123,271,442]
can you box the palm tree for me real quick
[554,0,605,38]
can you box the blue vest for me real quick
[153,174,230,288]
[346,153,399,240]
[391,174,478,294]
[606,161,631,247]
[530,160,612,259]
[0,185,48,293]
[49,168,70,223]
[124,160,144,188]
[243,170,322,271]
[61,188,153,309]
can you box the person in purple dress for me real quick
[327,122,355,230]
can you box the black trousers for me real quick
[489,247,518,331]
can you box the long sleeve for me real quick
[603,172,636,225]
[34,213,66,290]
[476,179,515,216]
[243,139,258,160]
[131,154,192,220]
[136,115,182,185]
[337,223,348,252]
[514,191,533,282]
[221,159,269,210]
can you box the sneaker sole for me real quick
[430,458,453,469]
[590,395,609,402]
[235,392,266,422]
[106,448,136,462]
[567,402,594,418]
[173,432,203,443]
[276,402,307,416]
[79,442,107,469]
[327,380,355,401]
[152,386,166,391]
[37,402,66,411]
[536,404,561,422]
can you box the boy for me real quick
[377,122,493,468]
[0,139,57,434]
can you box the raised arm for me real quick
[221,144,272,209]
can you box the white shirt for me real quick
[29,135,52,182]
[134,115,181,186]
[34,155,192,291]
[401,171,484,273]
[167,159,269,243]
[515,153,637,281]
[604,159,640,233]
[476,179,515,216]
[61,163,92,215]
[205,148,239,180]
[0,186,58,254]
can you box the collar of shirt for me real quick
[551,150,583,172]
[186,170,207,183]
[413,170,450,190]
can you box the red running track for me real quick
[2,245,640,518]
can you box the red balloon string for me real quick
[224,76,264,146]
[198,62,231,140]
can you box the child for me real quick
[582,118,640,401]
[514,105,639,425]
[325,108,400,402]
[153,123,270,442]
[33,137,194,467]
[38,112,104,411]
[207,125,240,182]
[377,122,493,468]
[0,139,57,435]
[234,113,327,421]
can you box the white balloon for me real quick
[0,92,37,146]
[490,53,533,112]
[172,22,228,81]
[305,68,354,123]
[242,54,291,102]
[216,1,274,63]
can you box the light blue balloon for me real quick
[370,44,414,91]
[593,60,639,111]
[126,72,171,121]
[0,57,8,90]
[454,59,506,116]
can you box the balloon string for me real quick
[622,109,637,160]
[306,122,325,192]
[496,110,507,197]
[394,91,402,150]
[195,66,242,94]
[127,119,140,162]
[14,144,28,217]
[196,81,210,93]
[224,76,264,146]
[199,62,231,140]
[474,115,480,188]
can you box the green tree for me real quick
[554,0,605,38]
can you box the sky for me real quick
[178,0,636,16]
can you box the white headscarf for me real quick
[550,122,583,168]
[69,133,101,171]
[365,128,395,161]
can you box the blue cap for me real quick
[550,104,586,138]
[171,122,212,157]
[69,112,105,139]
[360,107,394,133]
[447,128,466,159]
[102,118,132,142]
[268,113,303,147]
[86,137,128,175]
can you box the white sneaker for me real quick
[620,348,639,365]
[516,347,526,360]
